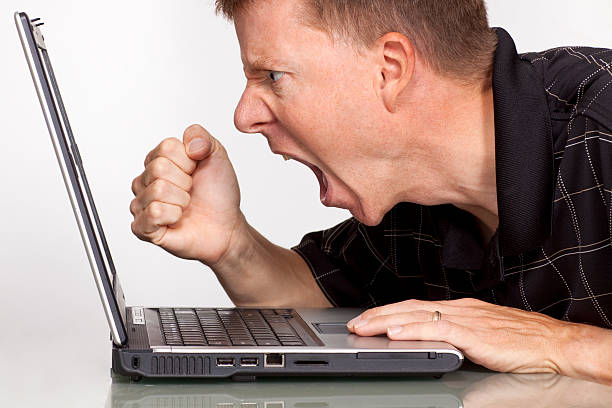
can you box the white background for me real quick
[0,0,611,406]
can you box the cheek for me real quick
[286,82,373,149]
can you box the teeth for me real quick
[322,173,328,188]
[282,155,291,161]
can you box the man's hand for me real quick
[347,297,612,383]
[129,124,330,308]
[130,124,245,264]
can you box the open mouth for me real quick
[280,154,329,204]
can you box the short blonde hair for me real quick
[216,0,498,82]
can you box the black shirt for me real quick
[292,28,612,329]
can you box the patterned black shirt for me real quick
[292,28,612,329]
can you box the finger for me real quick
[351,299,449,325]
[386,319,471,351]
[143,156,193,191]
[145,137,197,174]
[350,310,438,336]
[350,297,493,327]
[131,179,191,215]
[131,201,183,244]
[131,173,146,196]
[182,124,217,161]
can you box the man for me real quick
[129,0,612,383]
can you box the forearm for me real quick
[560,322,612,385]
[210,221,332,308]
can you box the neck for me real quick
[392,75,498,241]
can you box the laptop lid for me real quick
[15,11,128,346]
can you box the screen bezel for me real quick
[15,11,128,346]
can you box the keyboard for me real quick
[158,308,307,347]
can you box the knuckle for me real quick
[146,202,164,219]
[130,221,139,235]
[159,137,180,155]
[399,299,423,310]
[374,315,392,327]
[131,176,141,194]
[149,157,169,177]
[459,297,481,307]
[129,199,138,215]
[150,179,168,197]
[360,310,375,320]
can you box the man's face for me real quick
[233,0,394,225]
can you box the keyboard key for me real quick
[256,339,281,346]
[232,339,256,346]
[208,340,231,346]
[281,341,304,346]
[275,309,292,316]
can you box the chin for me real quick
[350,207,386,227]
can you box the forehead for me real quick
[233,0,328,69]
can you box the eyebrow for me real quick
[244,56,287,73]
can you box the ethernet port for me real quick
[264,353,285,367]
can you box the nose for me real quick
[234,87,275,134]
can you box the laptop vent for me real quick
[151,356,208,375]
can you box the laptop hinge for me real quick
[32,23,46,49]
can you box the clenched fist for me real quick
[130,124,245,265]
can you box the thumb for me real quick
[183,124,215,161]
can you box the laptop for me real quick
[15,11,463,381]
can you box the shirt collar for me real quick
[438,27,554,273]
[492,27,554,256]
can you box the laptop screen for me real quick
[16,12,128,345]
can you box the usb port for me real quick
[240,357,259,367]
[216,357,235,367]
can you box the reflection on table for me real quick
[107,366,612,408]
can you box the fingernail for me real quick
[354,319,369,329]
[188,138,206,154]
[387,326,402,335]
[347,316,361,328]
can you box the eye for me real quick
[269,71,284,83]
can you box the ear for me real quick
[374,32,415,113]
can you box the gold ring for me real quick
[432,311,441,322]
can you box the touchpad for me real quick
[313,322,351,334]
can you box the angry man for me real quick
[129,0,612,383]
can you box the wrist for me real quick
[209,212,254,274]
[558,322,612,385]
